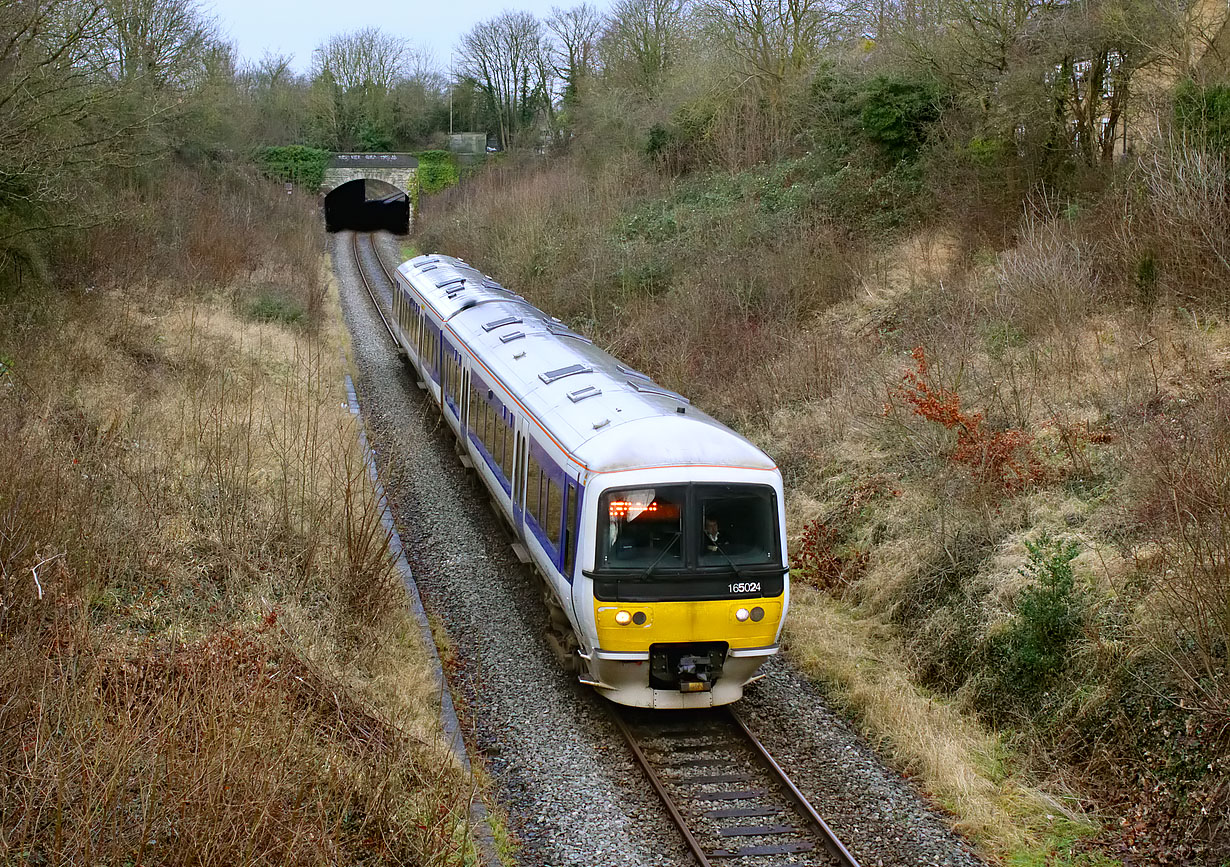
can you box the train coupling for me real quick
[650,642,728,693]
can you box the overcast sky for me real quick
[205,0,588,74]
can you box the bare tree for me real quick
[886,0,1176,170]
[310,27,412,92]
[309,28,425,150]
[548,4,604,101]
[1,3,148,207]
[696,0,844,104]
[252,51,295,89]
[92,0,217,88]
[458,12,552,150]
[600,0,692,95]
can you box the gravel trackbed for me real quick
[333,232,989,867]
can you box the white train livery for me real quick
[389,253,789,709]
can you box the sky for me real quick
[205,0,583,74]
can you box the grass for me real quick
[0,179,481,864]
[414,139,1230,861]
[785,587,1100,862]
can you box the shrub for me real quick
[791,520,869,592]
[1129,385,1230,726]
[1174,79,1230,155]
[983,533,1084,702]
[256,145,330,190]
[887,346,1042,494]
[1117,141,1230,306]
[415,150,460,196]
[247,290,306,325]
[859,74,944,162]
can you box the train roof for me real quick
[399,254,777,476]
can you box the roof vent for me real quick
[567,386,602,403]
[435,276,465,289]
[546,324,593,344]
[617,363,652,382]
[627,380,690,403]
[676,406,686,414]
[484,315,523,331]
[499,331,525,343]
[539,363,592,384]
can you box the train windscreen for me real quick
[695,484,777,567]
[599,486,685,570]
[597,484,778,572]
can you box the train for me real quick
[389,253,789,709]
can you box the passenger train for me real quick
[390,253,789,709]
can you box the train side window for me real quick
[564,482,578,575]
[494,408,504,469]
[545,477,563,548]
[526,451,542,520]
[469,380,482,436]
[500,413,514,480]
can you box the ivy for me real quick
[255,146,331,190]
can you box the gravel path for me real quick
[332,231,991,867]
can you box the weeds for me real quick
[418,134,1230,859]
[888,346,1042,495]
[0,175,472,865]
[791,520,869,592]
[1128,385,1230,729]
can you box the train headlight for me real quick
[751,606,765,622]
[735,608,750,622]
[615,610,632,625]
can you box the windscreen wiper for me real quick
[638,532,681,579]
[710,541,750,579]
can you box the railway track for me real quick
[614,707,860,866]
[350,231,396,342]
[349,232,853,866]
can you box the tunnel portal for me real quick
[323,178,410,233]
[319,153,417,234]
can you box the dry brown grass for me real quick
[0,186,474,864]
[785,587,1095,858]
[419,155,863,430]
[416,140,1230,860]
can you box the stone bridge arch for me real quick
[320,153,418,197]
[321,153,417,233]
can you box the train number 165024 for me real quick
[728,582,761,594]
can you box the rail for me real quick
[350,231,396,343]
[614,706,861,866]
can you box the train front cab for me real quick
[575,468,788,709]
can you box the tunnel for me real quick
[323,178,410,234]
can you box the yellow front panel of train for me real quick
[594,599,782,652]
